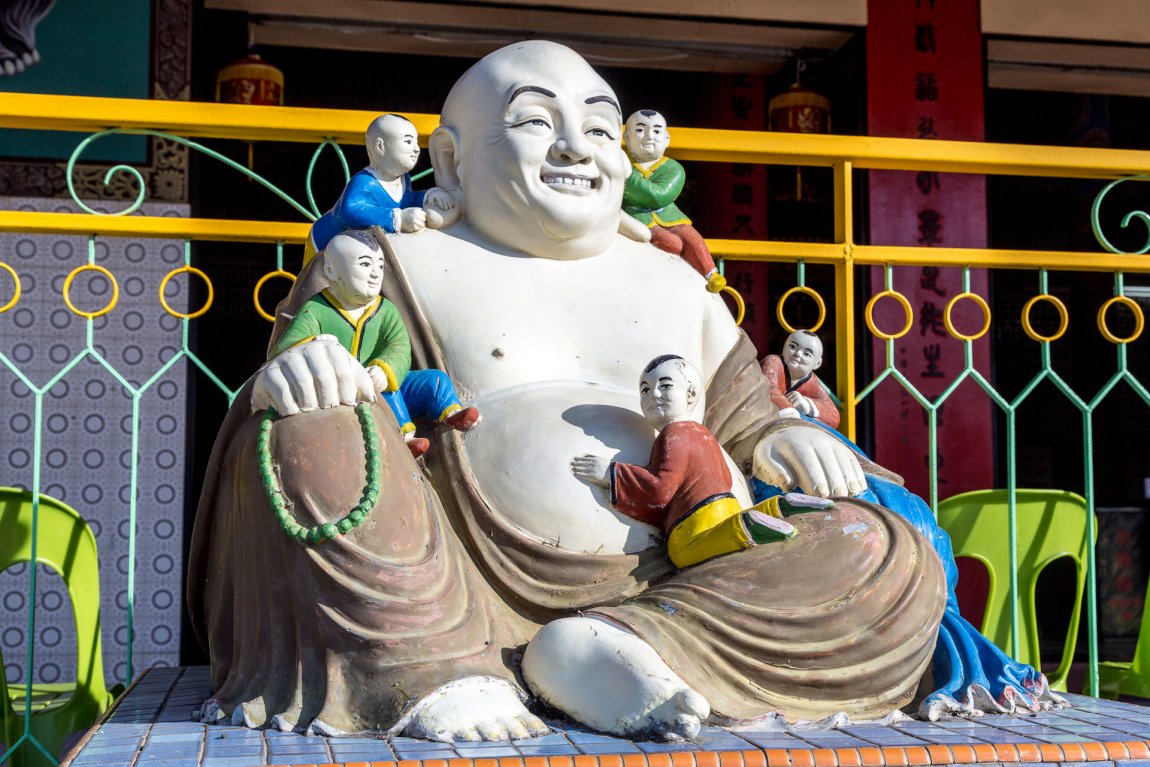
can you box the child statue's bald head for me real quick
[322,230,385,310]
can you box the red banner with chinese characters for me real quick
[866,0,993,499]
[694,74,771,355]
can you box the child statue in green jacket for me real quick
[622,110,726,294]
[270,230,479,458]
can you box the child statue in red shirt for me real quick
[571,354,830,568]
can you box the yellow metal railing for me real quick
[3,93,1149,442]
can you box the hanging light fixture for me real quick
[769,61,830,201]
[215,52,284,177]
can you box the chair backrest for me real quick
[1121,545,1150,680]
[936,488,1089,690]
[0,488,109,721]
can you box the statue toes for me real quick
[651,688,708,741]
[456,725,482,742]
[505,716,531,740]
[519,712,550,737]
[477,719,506,741]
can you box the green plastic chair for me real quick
[1,647,17,767]
[1099,567,1150,699]
[0,488,117,767]
[937,488,1090,692]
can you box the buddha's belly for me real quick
[463,383,751,555]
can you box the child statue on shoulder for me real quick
[622,110,727,295]
[305,114,457,265]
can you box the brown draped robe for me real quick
[187,228,945,733]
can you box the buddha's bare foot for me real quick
[402,677,549,743]
[523,616,710,740]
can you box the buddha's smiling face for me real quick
[438,41,632,259]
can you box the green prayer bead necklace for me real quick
[258,404,383,544]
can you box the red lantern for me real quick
[215,53,284,106]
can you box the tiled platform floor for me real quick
[56,667,1150,767]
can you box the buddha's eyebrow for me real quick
[586,94,621,115]
[509,85,556,105]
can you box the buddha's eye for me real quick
[514,117,552,130]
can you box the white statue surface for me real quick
[190,40,1060,746]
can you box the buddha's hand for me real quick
[752,426,866,498]
[252,335,376,416]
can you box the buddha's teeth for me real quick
[542,173,595,188]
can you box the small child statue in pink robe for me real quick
[761,329,840,430]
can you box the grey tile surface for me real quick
[56,668,1150,767]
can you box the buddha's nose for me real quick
[551,132,592,164]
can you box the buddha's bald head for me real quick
[431,41,631,259]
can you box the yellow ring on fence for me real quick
[159,265,214,320]
[254,269,297,322]
[1021,294,1069,343]
[776,286,827,333]
[721,285,746,326]
[864,289,913,340]
[1097,295,1145,344]
[63,264,119,319]
[0,261,21,313]
[943,291,992,342]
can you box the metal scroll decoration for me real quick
[1092,176,1150,255]
[66,127,354,220]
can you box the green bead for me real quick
[262,400,383,544]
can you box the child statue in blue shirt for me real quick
[306,114,456,264]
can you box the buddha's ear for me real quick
[429,126,462,192]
